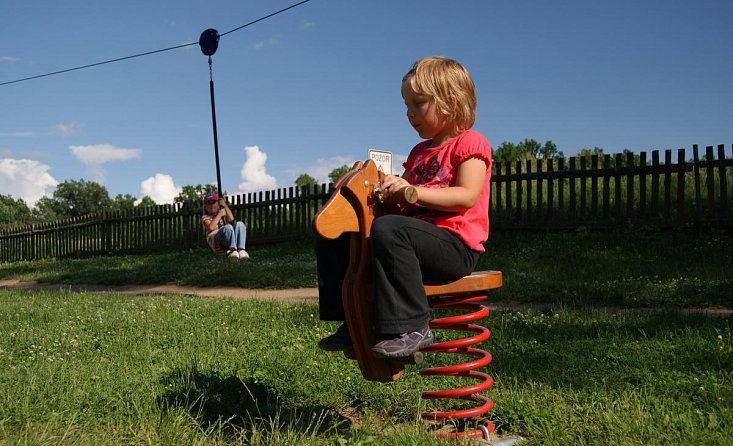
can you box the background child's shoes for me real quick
[227,249,240,263]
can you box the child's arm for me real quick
[380,157,487,212]
[219,198,235,223]
[204,210,227,232]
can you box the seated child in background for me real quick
[316,56,492,358]
[201,192,250,263]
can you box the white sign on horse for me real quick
[368,149,393,175]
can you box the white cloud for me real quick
[0,158,58,206]
[0,56,19,62]
[238,145,277,193]
[137,173,181,205]
[69,143,142,184]
[53,122,84,137]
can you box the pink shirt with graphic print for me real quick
[402,130,492,253]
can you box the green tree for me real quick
[538,140,564,159]
[520,138,542,158]
[577,147,605,159]
[112,194,137,211]
[32,196,59,221]
[493,141,522,163]
[328,165,351,183]
[495,139,566,163]
[136,196,157,207]
[108,194,156,211]
[39,179,112,219]
[174,184,217,205]
[0,194,32,228]
[294,173,317,188]
[620,148,640,166]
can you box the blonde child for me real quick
[317,56,492,358]
[201,192,249,263]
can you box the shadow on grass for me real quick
[158,363,352,439]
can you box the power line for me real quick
[0,0,313,87]
[0,42,198,87]
[220,0,312,37]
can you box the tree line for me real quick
[0,165,353,229]
[0,181,218,229]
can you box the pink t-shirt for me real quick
[402,130,492,252]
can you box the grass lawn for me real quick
[0,291,730,445]
[0,229,731,444]
[1,229,731,309]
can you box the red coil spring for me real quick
[420,292,494,440]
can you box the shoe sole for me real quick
[346,348,424,365]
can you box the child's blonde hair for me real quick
[402,56,477,133]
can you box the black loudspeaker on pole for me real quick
[199,28,223,196]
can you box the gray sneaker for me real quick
[238,249,250,261]
[371,327,433,358]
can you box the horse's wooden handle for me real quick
[397,186,418,204]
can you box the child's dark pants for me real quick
[316,214,479,335]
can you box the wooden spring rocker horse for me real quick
[314,159,503,441]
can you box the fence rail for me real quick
[1,144,731,262]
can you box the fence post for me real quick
[676,148,687,224]
[718,144,728,218]
[693,144,702,228]
[706,146,715,221]
[29,224,36,261]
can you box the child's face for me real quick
[205,201,219,213]
[402,80,452,145]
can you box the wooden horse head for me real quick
[314,160,414,382]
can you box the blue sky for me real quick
[1,0,731,206]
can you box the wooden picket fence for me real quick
[0,144,731,262]
[491,144,732,229]
[0,184,333,262]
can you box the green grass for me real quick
[0,230,731,444]
[477,229,733,309]
[1,229,731,309]
[0,291,730,445]
[0,238,318,289]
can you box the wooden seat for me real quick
[424,271,502,298]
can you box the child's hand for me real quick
[380,175,411,198]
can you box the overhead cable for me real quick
[0,0,313,87]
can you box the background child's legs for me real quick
[214,224,235,250]
[370,215,479,335]
[315,234,349,321]
[233,221,247,250]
